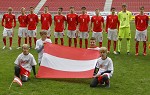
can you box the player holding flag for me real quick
[135,6,149,56]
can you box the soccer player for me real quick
[90,47,114,88]
[106,7,119,54]
[35,31,52,65]
[91,9,104,48]
[2,7,16,50]
[17,7,28,49]
[117,4,132,55]
[77,7,90,48]
[88,37,100,50]
[66,6,78,47]
[14,44,37,82]
[54,7,67,45]
[135,6,149,56]
[41,6,52,38]
[27,7,39,48]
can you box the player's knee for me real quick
[14,65,20,77]
[21,76,28,82]
[90,78,98,87]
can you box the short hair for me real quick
[8,7,13,11]
[30,6,34,9]
[81,6,86,10]
[22,44,29,49]
[58,7,63,11]
[111,7,116,11]
[90,37,96,41]
[122,3,127,7]
[70,6,75,9]
[95,9,99,11]
[40,30,47,34]
[140,6,144,10]
[99,47,107,52]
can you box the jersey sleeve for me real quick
[129,12,132,20]
[13,15,16,27]
[108,59,114,75]
[49,14,52,26]
[35,40,40,49]
[14,55,21,65]
[36,15,39,24]
[2,14,5,26]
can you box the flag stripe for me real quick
[44,43,100,60]
[13,77,22,86]
[41,53,98,72]
[37,66,94,78]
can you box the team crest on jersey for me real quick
[20,59,29,65]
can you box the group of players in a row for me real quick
[1,4,149,55]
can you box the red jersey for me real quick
[67,13,78,30]
[54,14,66,32]
[41,13,52,30]
[78,14,90,32]
[18,14,27,27]
[91,15,104,32]
[2,13,16,29]
[27,14,38,30]
[106,15,119,32]
[135,14,149,31]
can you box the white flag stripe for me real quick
[41,53,98,72]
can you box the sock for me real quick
[118,40,121,52]
[55,38,58,44]
[107,40,111,51]
[34,37,37,45]
[74,38,77,47]
[18,37,21,47]
[136,41,139,54]
[3,37,6,46]
[25,37,27,44]
[85,39,88,49]
[114,41,117,51]
[60,38,64,45]
[143,41,146,54]
[127,40,130,52]
[79,38,82,48]
[29,37,32,47]
[69,38,72,47]
[9,37,12,47]
[99,42,102,47]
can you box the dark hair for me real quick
[45,6,49,8]
[30,6,34,9]
[81,6,86,10]
[111,7,115,10]
[90,37,96,40]
[70,6,74,9]
[95,9,99,11]
[58,7,63,11]
[140,6,144,10]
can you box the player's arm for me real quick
[2,15,5,27]
[135,16,137,27]
[49,14,52,26]
[88,15,91,32]
[64,16,67,30]
[102,17,105,33]
[90,17,93,32]
[105,16,109,33]
[13,15,16,28]
[40,14,43,24]
[31,56,37,78]
[107,59,114,75]
[36,15,39,26]
[32,65,36,77]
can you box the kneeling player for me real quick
[14,44,37,82]
[90,47,114,88]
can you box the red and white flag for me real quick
[13,77,22,86]
[36,43,100,78]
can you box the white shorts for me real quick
[67,30,77,38]
[3,28,13,37]
[54,32,64,38]
[79,32,89,39]
[28,29,37,37]
[42,28,51,37]
[107,28,118,41]
[92,31,103,42]
[135,29,147,41]
[18,27,28,37]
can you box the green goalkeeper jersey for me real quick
[118,11,132,28]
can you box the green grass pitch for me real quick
[0,22,150,95]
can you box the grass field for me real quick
[0,22,150,95]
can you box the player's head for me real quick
[8,7,13,14]
[69,6,75,13]
[90,37,96,47]
[81,6,86,14]
[122,3,127,11]
[22,44,29,55]
[58,7,63,15]
[40,30,47,39]
[140,6,144,14]
[21,7,25,14]
[111,7,116,14]
[30,6,34,14]
[99,47,107,59]
[44,6,49,13]
[95,9,100,16]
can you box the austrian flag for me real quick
[37,43,100,78]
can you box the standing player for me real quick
[41,6,52,38]
[117,4,132,55]
[35,31,52,65]
[14,44,37,82]
[66,6,78,47]
[91,9,104,48]
[77,7,90,48]
[17,7,28,49]
[27,7,39,48]
[106,7,119,54]
[135,6,149,56]
[54,7,67,45]
[2,7,16,50]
